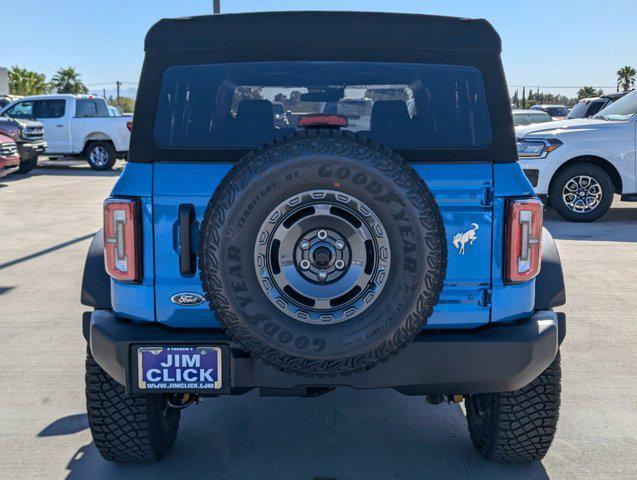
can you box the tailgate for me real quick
[152,162,493,329]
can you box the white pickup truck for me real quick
[0,94,131,170]
[516,90,637,222]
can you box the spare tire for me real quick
[199,130,447,376]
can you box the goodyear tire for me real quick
[199,130,447,376]
[85,351,180,463]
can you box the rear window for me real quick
[567,101,592,119]
[513,112,552,126]
[76,98,109,117]
[583,100,606,118]
[545,107,569,117]
[154,61,491,151]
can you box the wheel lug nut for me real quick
[335,240,344,250]
[335,259,345,270]
[300,239,310,250]
[317,230,328,240]
[317,270,328,281]
[300,259,311,270]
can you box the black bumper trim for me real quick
[87,309,562,395]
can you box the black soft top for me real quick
[145,11,501,53]
[131,12,516,164]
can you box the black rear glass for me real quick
[546,107,569,117]
[154,61,491,151]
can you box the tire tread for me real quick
[85,352,179,463]
[198,130,447,377]
[466,352,561,462]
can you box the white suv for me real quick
[517,90,637,222]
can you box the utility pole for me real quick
[213,0,220,14]
[116,81,122,107]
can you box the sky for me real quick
[3,0,636,98]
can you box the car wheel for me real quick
[549,163,614,222]
[16,152,39,174]
[466,351,561,462]
[85,350,180,463]
[198,130,447,377]
[86,141,117,170]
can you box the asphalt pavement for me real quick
[0,161,635,479]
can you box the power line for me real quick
[85,81,137,87]
[508,85,616,89]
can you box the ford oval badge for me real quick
[170,292,206,306]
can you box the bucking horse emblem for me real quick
[452,223,479,255]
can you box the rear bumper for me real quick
[86,309,565,395]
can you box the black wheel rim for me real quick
[254,189,391,325]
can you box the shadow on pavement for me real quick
[39,414,88,437]
[0,233,95,270]
[4,167,123,181]
[545,206,637,242]
[62,389,548,480]
[0,160,124,184]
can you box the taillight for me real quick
[506,198,543,283]
[104,198,141,282]
[126,121,133,132]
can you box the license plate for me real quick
[137,346,222,391]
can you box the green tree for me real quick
[107,95,135,113]
[8,66,50,95]
[577,86,604,99]
[524,89,538,108]
[51,67,89,94]
[617,66,636,92]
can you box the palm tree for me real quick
[8,66,50,95]
[616,66,636,92]
[51,67,89,94]
[577,86,604,100]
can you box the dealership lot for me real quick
[0,163,635,479]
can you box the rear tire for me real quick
[549,163,614,222]
[16,152,38,174]
[465,351,561,462]
[86,141,117,170]
[85,351,180,463]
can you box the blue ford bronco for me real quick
[81,12,566,464]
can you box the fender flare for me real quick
[82,134,115,154]
[535,228,566,310]
[80,229,111,310]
